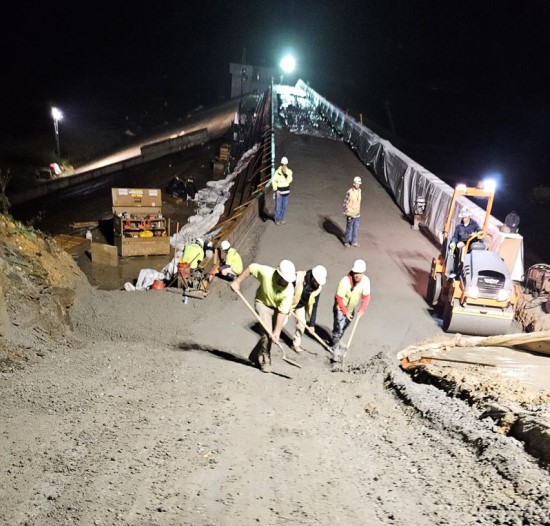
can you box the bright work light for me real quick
[280,54,296,74]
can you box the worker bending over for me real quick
[332,259,370,363]
[180,237,204,269]
[231,260,296,373]
[290,265,327,353]
[215,240,243,282]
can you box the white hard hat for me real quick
[311,265,327,286]
[220,240,231,251]
[281,156,289,165]
[195,237,204,246]
[277,259,296,283]
[351,259,367,273]
[458,208,472,218]
[353,177,362,185]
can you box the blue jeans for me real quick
[332,307,351,345]
[274,193,289,223]
[344,216,360,244]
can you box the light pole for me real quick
[51,107,63,158]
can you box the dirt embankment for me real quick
[0,215,90,370]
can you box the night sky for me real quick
[2,0,550,191]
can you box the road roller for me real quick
[426,181,519,336]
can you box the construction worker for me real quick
[272,156,293,225]
[343,176,362,247]
[177,237,205,289]
[331,259,371,363]
[291,265,327,353]
[216,240,243,282]
[449,208,481,273]
[231,260,296,373]
[179,237,204,269]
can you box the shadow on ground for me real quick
[321,216,344,243]
[177,341,292,379]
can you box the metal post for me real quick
[51,107,63,158]
[54,118,60,158]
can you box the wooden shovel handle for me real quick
[290,311,333,354]
[346,314,361,349]
[233,288,273,336]
[341,315,361,368]
[232,287,302,368]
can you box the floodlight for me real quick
[280,54,296,74]
[482,178,497,192]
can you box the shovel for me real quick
[334,314,361,369]
[290,311,333,356]
[232,288,302,369]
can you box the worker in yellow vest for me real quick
[272,156,293,225]
[217,240,243,281]
[179,238,204,269]
[231,260,296,373]
[332,259,371,363]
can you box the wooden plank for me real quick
[213,211,243,229]
[54,234,88,254]
[70,221,98,229]
[116,236,170,257]
[91,242,118,267]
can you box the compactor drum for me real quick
[427,182,519,336]
[442,250,516,336]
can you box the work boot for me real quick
[259,351,271,373]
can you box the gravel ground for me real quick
[2,320,550,525]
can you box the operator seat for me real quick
[468,238,488,252]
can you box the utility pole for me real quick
[51,107,63,158]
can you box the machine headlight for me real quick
[467,285,480,298]
[497,289,510,302]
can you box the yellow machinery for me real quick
[427,182,519,336]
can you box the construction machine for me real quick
[426,181,519,336]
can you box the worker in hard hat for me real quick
[271,156,294,225]
[331,259,371,363]
[449,208,481,272]
[177,238,205,289]
[216,240,243,282]
[290,265,327,353]
[343,176,362,247]
[179,238,205,269]
[231,259,296,373]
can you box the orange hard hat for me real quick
[151,279,166,290]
